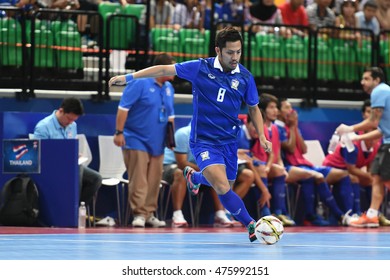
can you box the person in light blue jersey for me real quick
[337,67,390,228]
[113,53,175,228]
[33,97,102,209]
[109,27,271,242]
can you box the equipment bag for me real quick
[0,176,39,226]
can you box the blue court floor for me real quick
[1,226,390,260]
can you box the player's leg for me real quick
[268,164,294,226]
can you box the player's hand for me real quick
[258,189,271,208]
[109,75,126,87]
[347,132,359,141]
[336,124,353,135]
[260,135,272,153]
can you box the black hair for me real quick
[215,27,243,50]
[364,0,378,9]
[153,53,174,66]
[364,66,385,83]
[361,99,371,113]
[258,93,278,113]
[60,97,84,116]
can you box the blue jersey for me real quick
[119,78,175,156]
[175,57,259,145]
[371,83,390,143]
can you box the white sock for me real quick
[367,208,378,218]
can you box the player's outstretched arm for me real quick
[109,65,177,87]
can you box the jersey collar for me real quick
[214,57,240,74]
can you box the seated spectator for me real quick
[306,0,336,31]
[355,0,380,37]
[247,0,286,35]
[335,0,361,41]
[279,0,309,26]
[32,97,102,209]
[279,0,309,37]
[171,0,203,31]
[149,0,173,29]
[376,0,390,31]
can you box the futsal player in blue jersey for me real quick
[337,67,390,227]
[109,27,272,242]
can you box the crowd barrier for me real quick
[1,4,390,104]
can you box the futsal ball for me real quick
[255,215,284,245]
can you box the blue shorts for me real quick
[190,141,238,181]
[298,165,332,178]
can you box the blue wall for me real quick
[0,96,364,225]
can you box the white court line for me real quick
[1,235,390,250]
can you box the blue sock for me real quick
[317,181,343,218]
[299,177,316,217]
[192,171,211,187]
[352,183,362,215]
[270,175,287,215]
[333,176,353,213]
[260,177,271,216]
[218,189,254,226]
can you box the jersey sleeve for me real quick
[342,146,358,165]
[119,79,143,110]
[174,60,201,83]
[245,75,259,106]
[371,87,386,109]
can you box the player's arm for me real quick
[336,107,383,134]
[109,65,177,87]
[248,105,272,152]
[346,163,372,186]
[354,129,383,142]
[175,153,198,171]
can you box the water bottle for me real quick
[343,133,355,153]
[78,201,86,229]
[327,133,339,154]
[316,202,324,217]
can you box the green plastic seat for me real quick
[183,37,206,60]
[34,29,55,68]
[285,42,308,79]
[0,19,23,66]
[51,20,78,34]
[331,39,358,82]
[99,2,137,49]
[154,36,180,56]
[260,41,286,78]
[244,36,261,77]
[315,40,334,80]
[55,31,83,69]
[125,4,145,19]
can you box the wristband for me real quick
[115,130,123,135]
[125,74,134,84]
